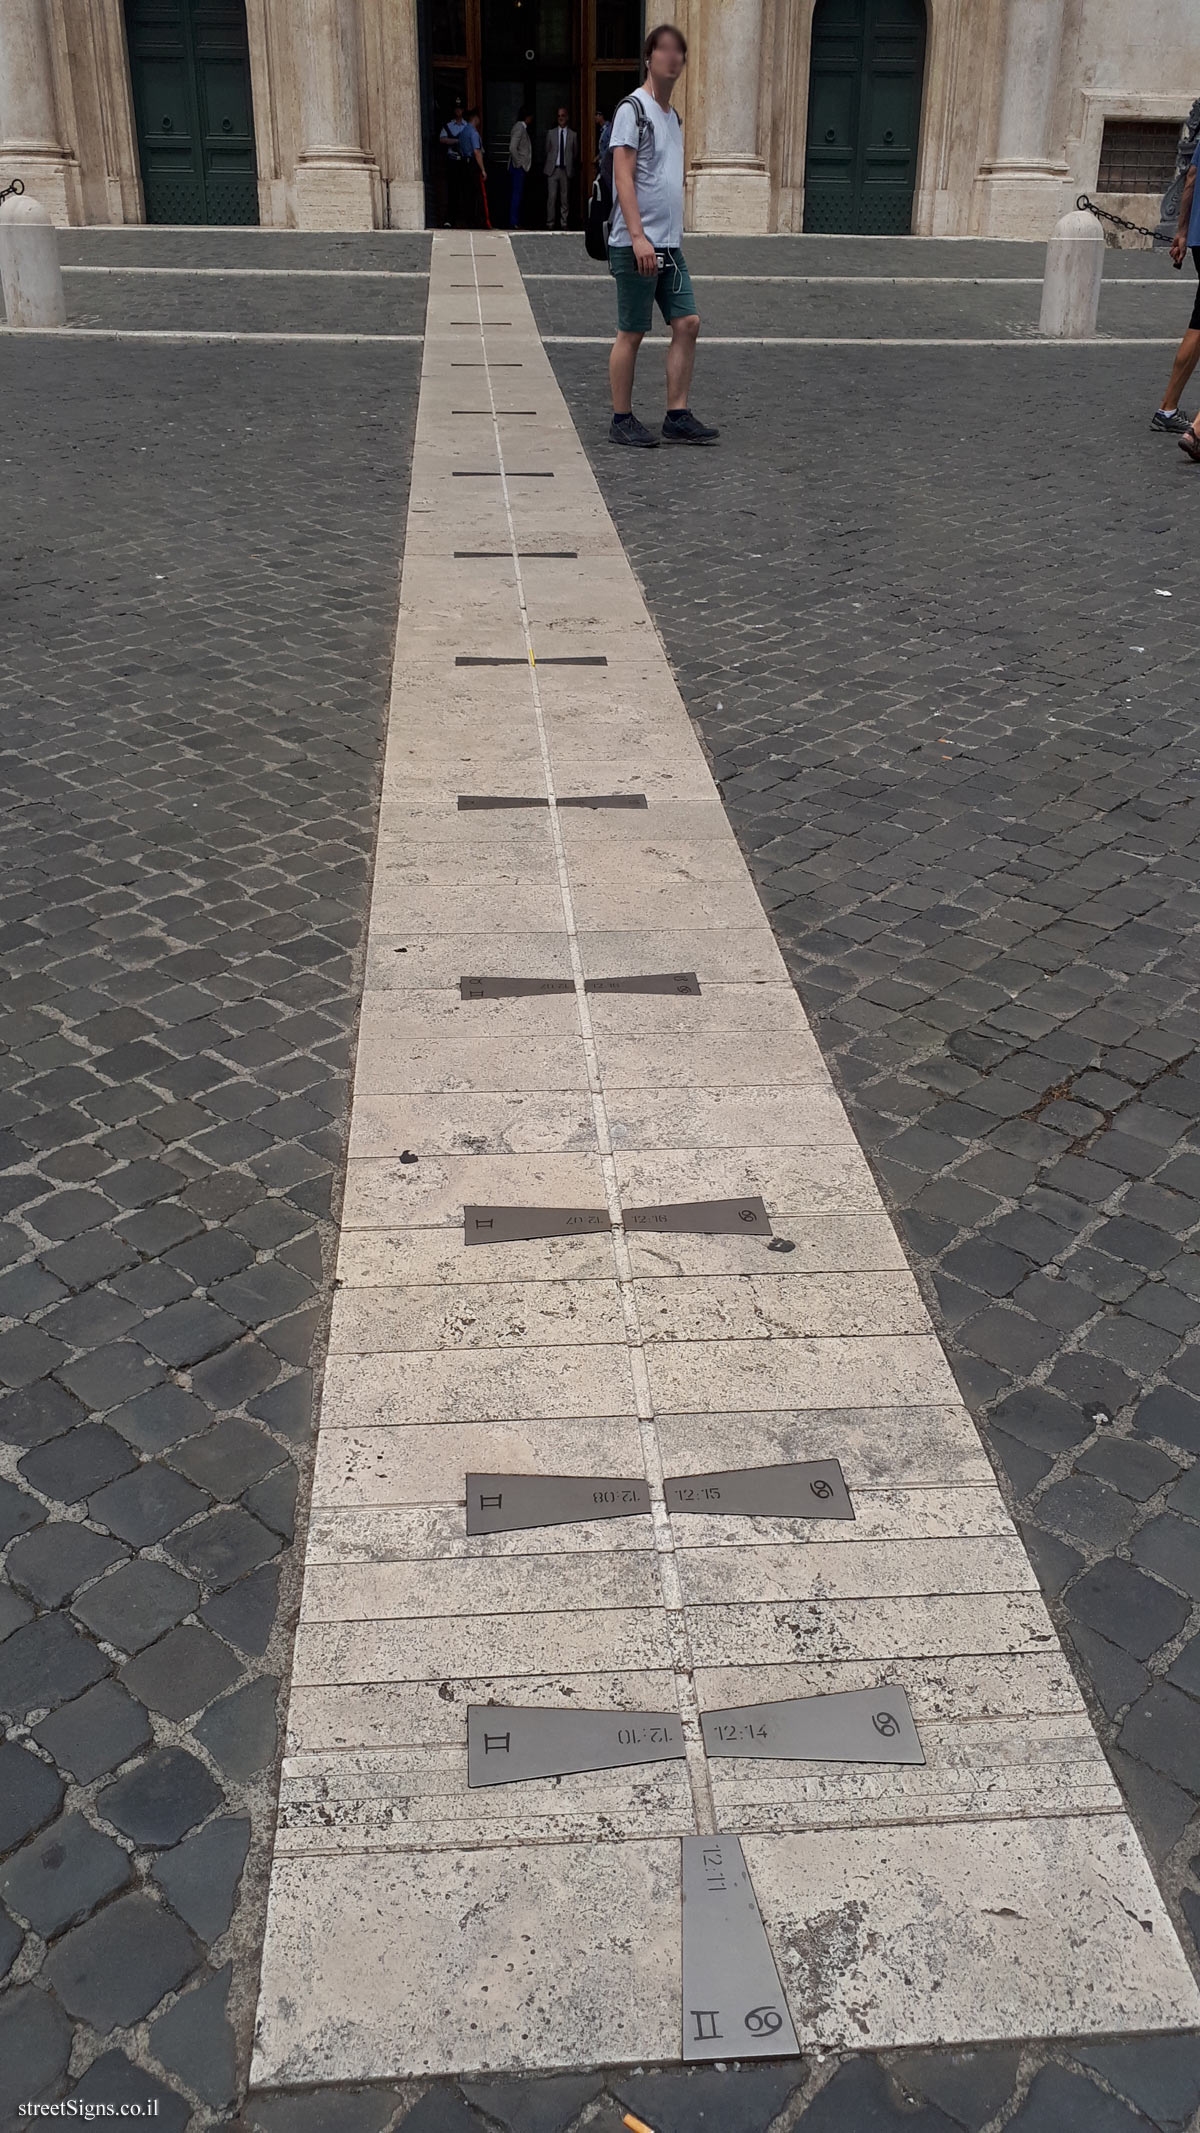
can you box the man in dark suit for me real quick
[544,106,578,229]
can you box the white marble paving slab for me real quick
[635,1270,927,1341]
[252,1842,681,2085]
[255,232,1200,2086]
[347,1091,598,1158]
[293,1605,673,1684]
[341,1150,607,1228]
[319,1345,638,1430]
[746,1819,1200,2049]
[311,1418,648,1504]
[647,1333,962,1414]
[337,1228,620,1287]
[300,1548,663,1624]
[328,1278,626,1354]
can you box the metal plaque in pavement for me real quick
[459,976,574,999]
[624,1196,772,1237]
[664,1459,853,1520]
[463,1205,610,1245]
[466,1472,651,1534]
[467,1705,685,1785]
[681,1833,799,2062]
[701,1684,923,1764]
[585,972,701,996]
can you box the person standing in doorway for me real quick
[508,109,532,227]
[1162,138,1200,453]
[607,24,718,447]
[459,106,488,227]
[439,97,467,226]
[544,106,578,230]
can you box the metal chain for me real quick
[0,176,25,207]
[1076,192,1170,248]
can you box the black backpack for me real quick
[585,94,652,261]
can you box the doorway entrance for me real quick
[803,0,926,234]
[423,0,643,227]
[124,0,258,225]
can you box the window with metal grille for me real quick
[1097,118,1184,194]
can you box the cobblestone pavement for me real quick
[0,331,420,2127]
[526,274,1184,342]
[4,244,1200,2133]
[534,327,1200,2127]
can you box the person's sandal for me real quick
[1179,425,1200,462]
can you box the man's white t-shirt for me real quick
[607,86,684,251]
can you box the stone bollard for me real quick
[1039,206,1104,339]
[0,192,66,328]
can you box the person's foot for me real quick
[610,412,658,448]
[1179,425,1200,463]
[662,408,720,444]
[1152,407,1192,433]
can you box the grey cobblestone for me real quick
[0,1809,131,1939]
[1,325,420,2121]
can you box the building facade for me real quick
[1,0,1197,241]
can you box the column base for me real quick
[0,154,79,226]
[387,177,425,231]
[972,164,1070,241]
[688,160,771,236]
[294,156,379,231]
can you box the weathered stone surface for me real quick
[0,1742,65,1852]
[32,1679,152,1783]
[149,1960,238,2108]
[98,1747,223,1848]
[150,1815,250,1941]
[0,1811,131,1938]
[0,1986,73,2115]
[191,1675,278,1781]
[43,1892,198,2026]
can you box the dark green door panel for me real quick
[125,0,258,224]
[803,0,926,234]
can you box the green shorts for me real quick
[609,245,697,334]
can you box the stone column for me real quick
[0,0,75,224]
[974,0,1070,238]
[294,0,379,229]
[689,0,771,234]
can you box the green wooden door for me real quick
[125,0,258,224]
[803,0,926,234]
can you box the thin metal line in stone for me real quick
[451,469,553,477]
[465,229,716,1836]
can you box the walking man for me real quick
[544,106,578,230]
[508,109,532,227]
[1161,135,1200,453]
[608,24,717,446]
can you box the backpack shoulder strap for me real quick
[614,93,650,148]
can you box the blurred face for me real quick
[647,32,686,88]
[557,108,569,126]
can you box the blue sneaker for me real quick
[1151,407,1191,434]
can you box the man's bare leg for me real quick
[1160,326,1200,413]
[665,312,700,412]
[610,328,645,415]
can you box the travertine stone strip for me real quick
[457,236,715,1836]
